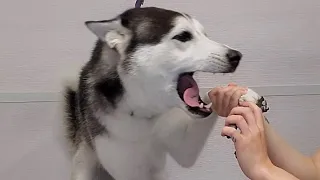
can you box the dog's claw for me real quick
[256,96,270,113]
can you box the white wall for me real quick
[0,0,319,179]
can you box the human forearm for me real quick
[263,119,318,180]
[257,164,299,180]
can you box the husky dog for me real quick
[62,7,268,180]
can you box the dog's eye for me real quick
[172,31,192,42]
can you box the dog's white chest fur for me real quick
[94,113,167,180]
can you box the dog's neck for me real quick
[117,71,178,119]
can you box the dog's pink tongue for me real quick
[183,85,200,107]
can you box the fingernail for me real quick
[232,137,236,142]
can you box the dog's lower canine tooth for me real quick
[204,103,212,109]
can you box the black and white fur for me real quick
[61,7,268,180]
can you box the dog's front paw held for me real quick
[239,88,260,103]
[239,88,269,112]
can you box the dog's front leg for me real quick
[70,142,97,180]
[153,108,219,168]
[153,88,270,168]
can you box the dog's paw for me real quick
[239,88,269,113]
[226,88,270,140]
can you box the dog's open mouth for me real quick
[177,72,212,117]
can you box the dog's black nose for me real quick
[227,50,242,68]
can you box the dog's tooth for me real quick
[199,103,204,108]
[204,103,212,109]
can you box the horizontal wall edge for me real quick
[0,84,320,103]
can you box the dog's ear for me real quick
[85,19,129,49]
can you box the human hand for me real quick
[221,101,273,179]
[208,83,248,117]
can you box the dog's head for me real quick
[85,7,242,118]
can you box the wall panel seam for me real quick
[0,84,319,103]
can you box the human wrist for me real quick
[257,163,300,180]
[252,160,276,180]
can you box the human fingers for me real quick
[239,101,264,130]
[228,82,237,87]
[221,86,240,111]
[229,106,256,126]
[228,87,248,110]
[208,86,223,98]
[209,86,232,115]
[221,126,242,142]
[220,86,247,116]
[208,86,223,112]
[225,115,250,135]
[208,85,246,117]
[208,86,223,105]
